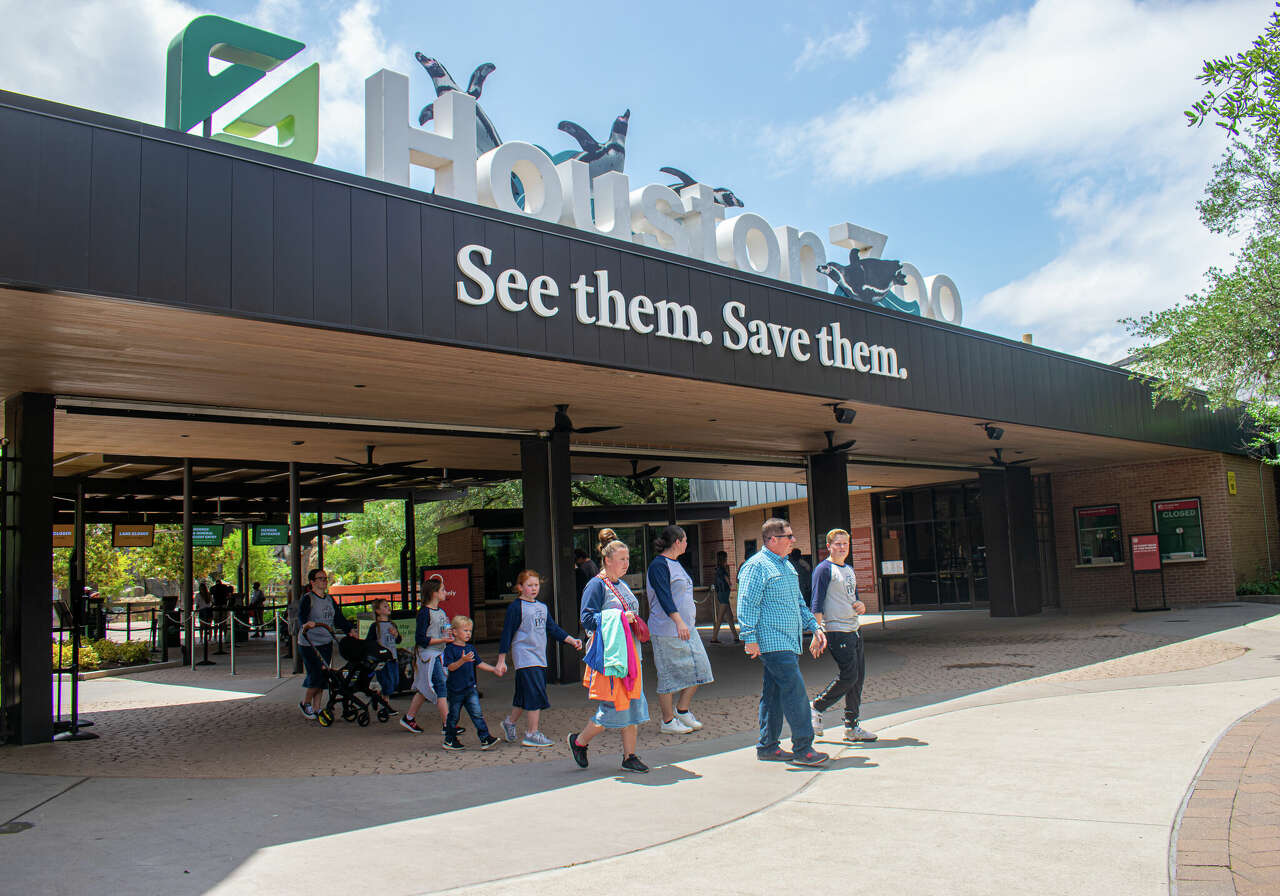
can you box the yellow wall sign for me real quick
[1227,471,1237,496]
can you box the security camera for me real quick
[984,423,1004,441]
[831,405,857,425]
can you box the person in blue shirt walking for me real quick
[737,518,829,766]
[494,569,583,746]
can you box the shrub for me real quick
[52,640,100,671]
[1238,568,1280,596]
[87,638,152,666]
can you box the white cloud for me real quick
[969,169,1239,362]
[0,0,404,171]
[794,21,870,72]
[0,0,201,125]
[777,0,1268,182]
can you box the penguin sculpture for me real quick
[659,167,744,208]
[415,53,502,153]
[557,110,630,180]
[817,250,918,315]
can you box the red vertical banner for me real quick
[849,526,876,597]
[420,564,471,619]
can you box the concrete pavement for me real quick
[2,603,1279,895]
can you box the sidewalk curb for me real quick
[77,661,182,680]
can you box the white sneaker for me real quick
[675,710,703,730]
[659,717,693,734]
[810,703,825,736]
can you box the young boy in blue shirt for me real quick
[442,615,502,751]
[494,569,582,746]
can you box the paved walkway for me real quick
[1175,698,1280,895]
[1,603,1278,895]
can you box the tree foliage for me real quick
[1125,4,1280,456]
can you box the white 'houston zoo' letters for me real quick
[366,69,960,326]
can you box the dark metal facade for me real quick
[0,90,1247,454]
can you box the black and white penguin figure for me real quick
[817,250,916,314]
[659,167,744,208]
[414,53,502,154]
[557,110,630,180]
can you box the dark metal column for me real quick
[289,463,302,673]
[240,523,250,619]
[1,392,54,743]
[316,511,325,573]
[665,477,677,525]
[182,460,193,665]
[979,467,1043,617]
[403,496,417,608]
[521,436,577,683]
[806,453,851,559]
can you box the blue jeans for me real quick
[758,650,814,753]
[446,687,490,740]
[375,660,399,697]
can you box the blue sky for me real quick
[1,0,1270,361]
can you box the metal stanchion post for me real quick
[229,614,236,675]
[275,613,282,679]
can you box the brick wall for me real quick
[1051,454,1239,610]
[850,491,880,613]
[1223,454,1280,587]
[436,527,489,632]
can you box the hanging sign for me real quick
[253,524,290,546]
[191,524,225,546]
[53,525,74,547]
[113,524,156,547]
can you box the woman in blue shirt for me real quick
[647,525,714,734]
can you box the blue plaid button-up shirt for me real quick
[737,547,820,655]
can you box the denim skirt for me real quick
[650,634,714,694]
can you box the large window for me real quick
[1153,497,1206,560]
[1074,505,1122,565]
[482,531,525,600]
[872,484,985,608]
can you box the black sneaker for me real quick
[790,748,830,766]
[567,732,589,768]
[757,746,794,762]
[299,701,317,720]
[442,737,465,751]
[479,735,499,750]
[621,754,649,773]
[442,724,465,736]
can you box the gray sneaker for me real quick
[501,719,518,742]
[521,730,554,747]
[846,724,878,742]
[810,703,824,736]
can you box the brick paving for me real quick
[0,609,1252,779]
[1175,699,1280,896]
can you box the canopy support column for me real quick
[522,434,577,684]
[806,453,851,561]
[1,392,54,744]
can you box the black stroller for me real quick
[299,624,396,727]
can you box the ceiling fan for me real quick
[334,444,432,473]
[628,458,661,482]
[820,430,856,455]
[553,403,621,435]
[988,447,1037,467]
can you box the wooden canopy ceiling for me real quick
[1,286,1216,507]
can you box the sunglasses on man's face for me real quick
[771,533,796,541]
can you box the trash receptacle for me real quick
[160,596,181,661]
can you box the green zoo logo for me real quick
[164,15,319,162]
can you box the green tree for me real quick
[1125,4,1280,454]
[52,525,133,598]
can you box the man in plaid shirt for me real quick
[737,517,830,766]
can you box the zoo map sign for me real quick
[165,16,964,383]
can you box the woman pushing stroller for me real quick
[297,568,356,720]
